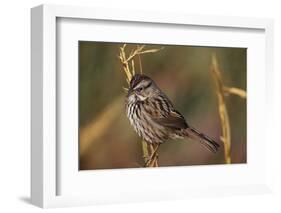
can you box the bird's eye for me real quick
[137,87,143,92]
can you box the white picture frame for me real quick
[31,4,274,208]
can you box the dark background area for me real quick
[79,41,247,170]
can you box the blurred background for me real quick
[79,41,246,170]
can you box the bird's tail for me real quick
[184,126,220,153]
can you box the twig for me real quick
[118,44,163,167]
[142,140,149,163]
[210,54,232,164]
[137,45,143,74]
[145,144,160,167]
[223,87,247,98]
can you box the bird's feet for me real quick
[143,144,160,167]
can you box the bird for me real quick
[125,74,220,160]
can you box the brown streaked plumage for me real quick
[125,74,220,153]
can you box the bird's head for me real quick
[127,74,158,102]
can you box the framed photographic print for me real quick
[31,4,274,208]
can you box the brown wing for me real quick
[152,110,188,130]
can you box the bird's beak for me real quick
[127,87,133,97]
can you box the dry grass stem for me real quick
[118,44,163,167]
[223,87,247,98]
[142,141,149,163]
[137,46,143,74]
[210,54,232,164]
[210,54,247,164]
